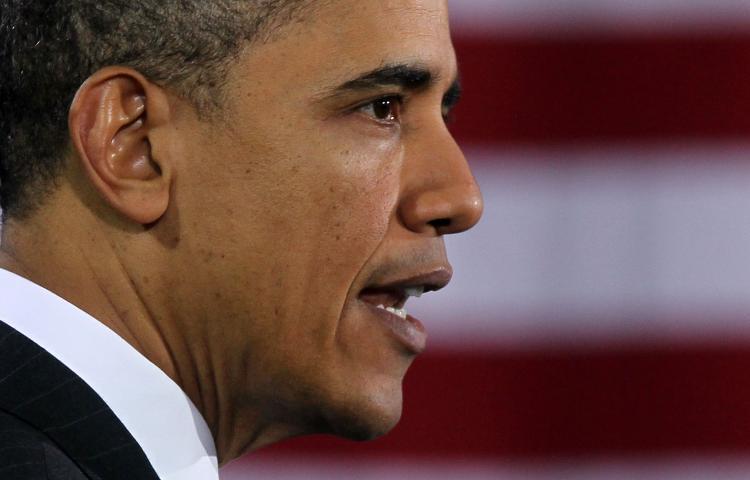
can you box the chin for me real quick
[321,381,405,442]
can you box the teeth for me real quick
[386,306,407,319]
[405,286,424,298]
[375,304,408,319]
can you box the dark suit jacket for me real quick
[0,320,160,479]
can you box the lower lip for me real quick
[361,301,427,354]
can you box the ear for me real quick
[69,67,172,225]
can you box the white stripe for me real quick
[409,143,750,347]
[448,0,750,34]
[222,456,750,480]
[7,145,750,349]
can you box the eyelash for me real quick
[442,106,455,124]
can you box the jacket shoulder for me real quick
[0,409,89,480]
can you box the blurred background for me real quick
[224,0,750,478]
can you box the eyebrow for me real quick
[325,63,462,107]
[337,64,436,92]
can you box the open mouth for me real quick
[357,269,452,319]
[355,269,450,354]
[358,285,424,320]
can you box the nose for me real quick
[398,124,483,236]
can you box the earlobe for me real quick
[69,67,172,225]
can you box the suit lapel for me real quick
[0,320,160,479]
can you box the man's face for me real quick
[164,0,481,440]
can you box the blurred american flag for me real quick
[223,1,750,478]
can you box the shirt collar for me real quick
[0,268,219,480]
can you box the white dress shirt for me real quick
[0,268,219,480]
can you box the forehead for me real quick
[230,0,456,95]
[319,0,451,42]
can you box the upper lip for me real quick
[367,268,453,293]
[358,267,453,309]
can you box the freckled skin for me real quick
[0,0,482,465]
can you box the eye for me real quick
[358,96,402,123]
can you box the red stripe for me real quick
[252,345,750,459]
[449,34,750,146]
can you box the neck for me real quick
[0,208,179,382]
[0,190,298,464]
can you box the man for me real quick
[0,0,482,478]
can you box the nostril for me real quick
[429,218,451,230]
[399,183,482,235]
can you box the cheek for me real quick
[326,175,397,248]
[330,140,404,236]
[175,122,404,354]
[321,147,403,284]
[268,143,404,348]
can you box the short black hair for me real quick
[0,0,308,220]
